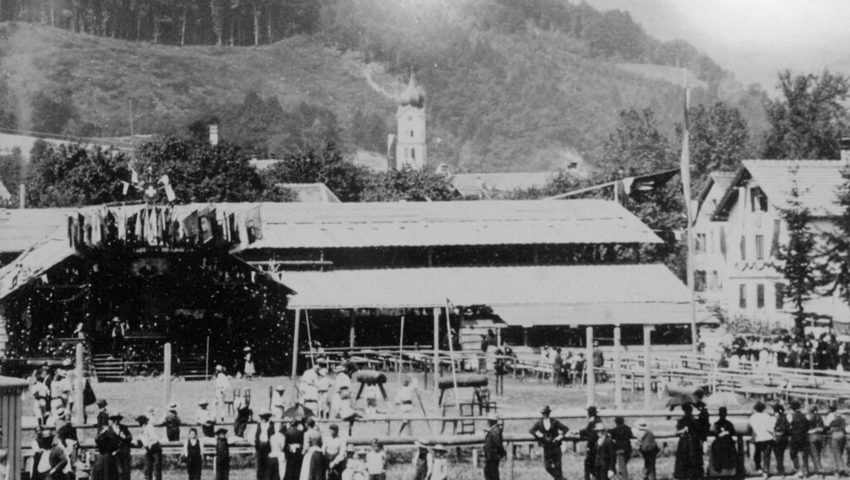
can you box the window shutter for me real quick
[719,226,727,258]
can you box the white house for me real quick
[694,160,847,325]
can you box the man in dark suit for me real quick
[609,416,634,480]
[788,400,810,476]
[106,414,132,480]
[529,405,569,479]
[594,422,616,480]
[253,410,275,480]
[484,412,506,480]
[577,406,600,480]
[95,400,109,431]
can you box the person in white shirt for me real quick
[430,445,449,480]
[323,424,347,480]
[300,430,325,480]
[136,415,162,480]
[342,449,368,480]
[394,378,416,436]
[748,401,774,475]
[363,385,380,417]
[316,368,332,419]
[213,366,231,422]
[365,439,387,480]
[300,378,319,416]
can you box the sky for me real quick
[582,0,850,91]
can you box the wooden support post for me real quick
[586,326,595,407]
[433,307,440,412]
[349,310,356,349]
[292,309,301,385]
[163,342,172,408]
[643,325,652,410]
[74,341,84,425]
[507,442,515,480]
[614,325,623,410]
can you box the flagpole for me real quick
[681,67,698,354]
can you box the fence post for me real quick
[74,341,84,425]
[586,327,595,407]
[164,342,172,407]
[614,325,622,410]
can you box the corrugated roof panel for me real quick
[281,264,689,310]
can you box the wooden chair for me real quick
[225,388,240,416]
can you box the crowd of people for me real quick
[521,397,850,480]
[721,332,850,371]
[536,344,604,386]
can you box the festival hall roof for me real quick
[0,199,661,256]
[251,199,661,249]
[281,264,705,326]
[713,160,847,219]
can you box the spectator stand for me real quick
[0,375,28,480]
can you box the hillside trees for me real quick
[25,136,279,207]
[684,102,750,186]
[363,166,457,202]
[763,70,850,160]
[261,143,369,202]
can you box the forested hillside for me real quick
[0,0,769,171]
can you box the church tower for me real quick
[395,72,426,170]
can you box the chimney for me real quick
[19,184,25,209]
[841,137,850,163]
[209,123,220,146]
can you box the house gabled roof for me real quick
[712,160,847,220]
[694,172,736,220]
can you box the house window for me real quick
[740,236,746,261]
[694,271,707,292]
[710,271,720,290]
[411,148,416,160]
[751,187,768,212]
[410,130,414,138]
[775,283,785,310]
[757,284,765,308]
[709,231,715,254]
[755,235,765,260]
[720,226,727,257]
[568,162,578,169]
[739,284,747,309]
[695,233,706,253]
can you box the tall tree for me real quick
[362,166,456,202]
[778,167,818,338]
[685,102,750,184]
[597,108,672,178]
[763,69,850,159]
[262,143,369,202]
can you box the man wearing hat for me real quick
[788,400,810,476]
[106,414,132,480]
[254,410,275,480]
[215,428,230,480]
[95,400,110,431]
[609,416,634,480]
[163,403,181,442]
[635,420,659,480]
[529,406,569,480]
[578,406,601,480]
[136,415,162,480]
[431,445,448,480]
[594,422,616,480]
[412,440,432,480]
[300,376,319,415]
[196,401,216,438]
[243,347,256,379]
[30,430,67,480]
[484,412,506,480]
[234,394,253,438]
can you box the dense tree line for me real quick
[21,136,456,208]
[0,0,319,45]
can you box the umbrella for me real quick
[282,403,315,421]
[666,393,697,409]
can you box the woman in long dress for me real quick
[270,422,287,480]
[674,404,704,480]
[710,407,738,475]
[91,431,118,480]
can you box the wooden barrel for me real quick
[353,370,387,385]
[437,374,488,390]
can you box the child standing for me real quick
[430,445,448,480]
[342,449,368,480]
[214,428,230,480]
[636,419,659,480]
[184,428,203,480]
[365,439,386,480]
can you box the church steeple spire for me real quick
[399,69,424,108]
